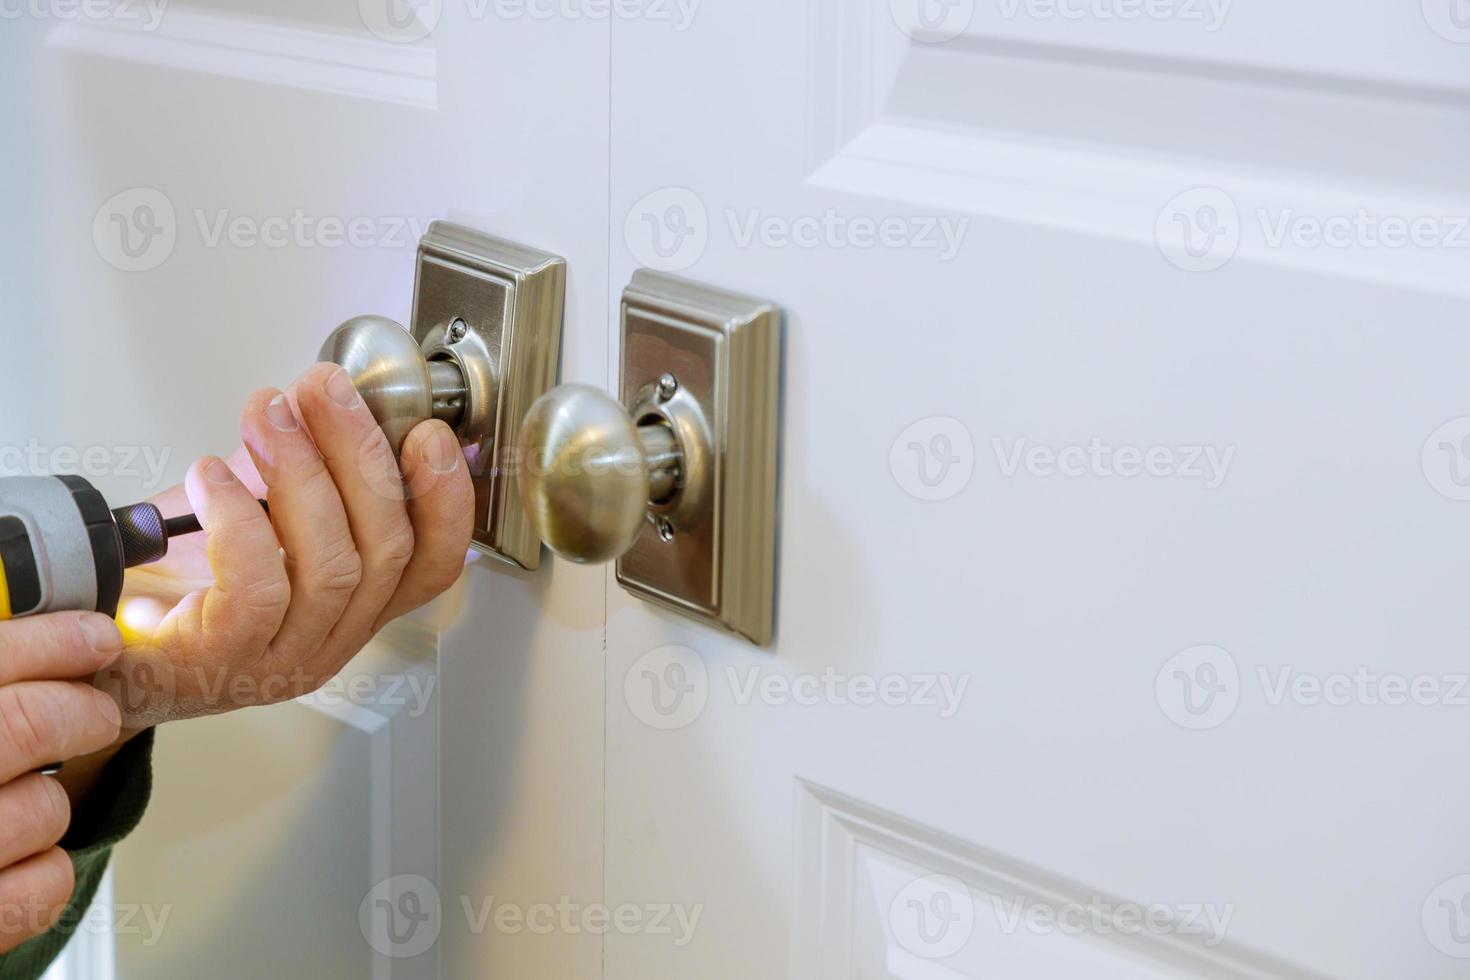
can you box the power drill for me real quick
[0,475,217,621]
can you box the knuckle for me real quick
[0,688,57,763]
[308,535,364,595]
[367,523,416,581]
[357,433,400,478]
[34,847,75,906]
[240,573,293,613]
[21,776,69,842]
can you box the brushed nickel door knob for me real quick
[517,379,705,565]
[318,315,472,456]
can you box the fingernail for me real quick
[77,614,122,654]
[430,427,462,474]
[205,458,236,485]
[326,367,361,409]
[91,688,122,734]
[265,394,299,432]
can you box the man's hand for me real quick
[107,363,475,728]
[0,613,123,953]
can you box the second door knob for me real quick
[517,373,711,564]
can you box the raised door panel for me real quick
[605,3,1470,978]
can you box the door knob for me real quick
[318,313,482,457]
[518,270,782,645]
[518,375,709,564]
[317,221,565,570]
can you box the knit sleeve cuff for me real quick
[59,727,156,859]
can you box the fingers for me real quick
[0,847,74,954]
[376,420,474,627]
[0,775,69,870]
[156,457,290,663]
[239,388,361,674]
[292,364,415,651]
[0,613,121,688]
[0,682,120,784]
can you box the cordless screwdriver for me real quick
[0,474,263,621]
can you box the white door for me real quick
[6,4,608,977]
[9,1,1470,978]
[604,3,1470,979]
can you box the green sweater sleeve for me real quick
[0,729,155,980]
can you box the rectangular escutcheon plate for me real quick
[616,270,782,645]
[409,222,565,569]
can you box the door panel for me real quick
[606,3,1470,978]
[12,7,609,977]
